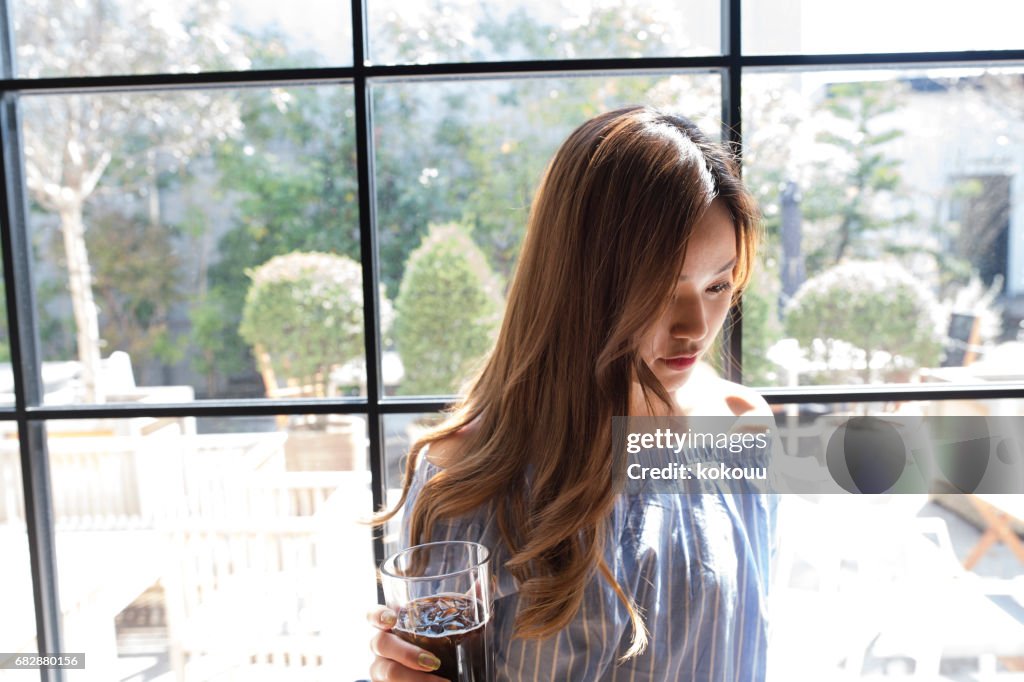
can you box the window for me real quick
[743,66,1024,388]
[365,0,720,64]
[12,0,354,76]
[2,0,1022,679]
[742,0,1024,55]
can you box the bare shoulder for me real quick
[674,366,772,417]
[714,378,773,417]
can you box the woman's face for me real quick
[635,198,738,394]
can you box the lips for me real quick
[663,354,697,370]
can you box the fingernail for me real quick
[418,652,441,671]
[380,610,397,627]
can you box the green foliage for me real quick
[196,86,360,390]
[13,4,732,397]
[372,86,467,298]
[239,252,377,392]
[394,224,502,395]
[741,260,784,386]
[370,6,719,300]
[190,292,249,394]
[802,81,915,272]
[17,0,248,402]
[35,278,75,362]
[784,260,943,383]
[15,0,251,77]
[88,207,188,372]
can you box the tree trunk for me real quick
[59,202,104,403]
[779,180,806,318]
[834,214,852,264]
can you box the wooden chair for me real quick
[962,494,1024,570]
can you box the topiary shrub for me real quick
[239,251,391,396]
[784,259,943,384]
[394,223,503,395]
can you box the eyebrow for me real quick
[679,257,737,282]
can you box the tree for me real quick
[10,1,734,399]
[802,81,914,272]
[784,259,943,384]
[371,4,719,295]
[239,252,387,397]
[198,83,360,396]
[16,0,246,400]
[393,223,502,395]
[737,76,814,383]
[740,263,784,387]
[88,207,187,378]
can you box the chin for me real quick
[658,370,693,393]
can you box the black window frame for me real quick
[1,0,1023,678]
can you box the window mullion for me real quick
[351,0,388,602]
[722,0,744,385]
[0,0,64,670]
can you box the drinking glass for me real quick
[380,540,494,681]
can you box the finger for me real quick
[369,657,448,682]
[366,605,398,630]
[370,631,444,674]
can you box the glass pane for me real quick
[743,0,1024,55]
[768,398,1024,678]
[19,85,362,405]
[366,0,720,65]
[372,72,721,396]
[13,0,352,77]
[47,414,373,680]
[0,426,40,670]
[0,259,14,407]
[742,66,1024,388]
[382,412,443,560]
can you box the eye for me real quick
[708,282,733,295]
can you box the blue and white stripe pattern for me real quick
[400,442,778,681]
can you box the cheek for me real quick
[710,296,733,329]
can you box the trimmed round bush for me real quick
[784,259,943,383]
[240,251,390,393]
[394,223,503,395]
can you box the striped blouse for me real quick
[399,441,778,682]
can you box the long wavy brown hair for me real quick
[374,105,761,658]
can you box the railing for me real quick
[0,432,288,530]
[0,431,373,680]
[163,470,373,680]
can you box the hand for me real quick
[367,605,447,681]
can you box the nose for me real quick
[668,294,709,342]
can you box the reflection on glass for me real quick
[19,85,361,405]
[0,428,39,662]
[366,0,719,65]
[767,398,1024,679]
[742,67,1024,388]
[13,0,352,78]
[743,0,1024,55]
[42,414,372,680]
[373,73,720,396]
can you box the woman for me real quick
[368,105,777,681]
